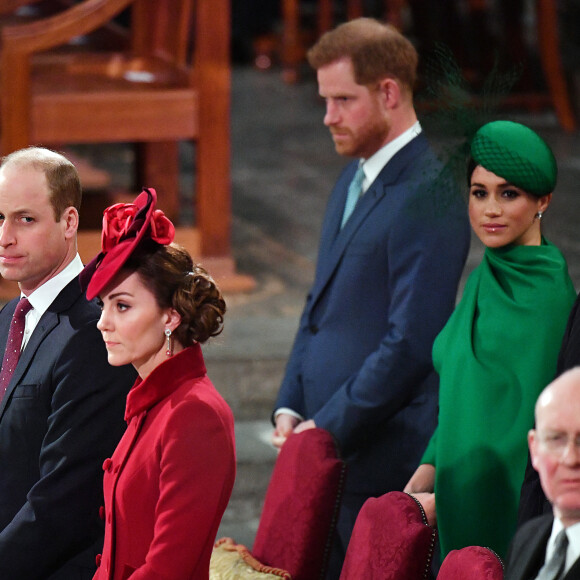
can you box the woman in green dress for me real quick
[404,120,577,561]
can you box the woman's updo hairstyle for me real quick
[125,241,226,345]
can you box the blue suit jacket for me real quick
[505,514,580,580]
[0,277,136,579]
[276,134,470,494]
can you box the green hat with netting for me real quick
[470,120,557,196]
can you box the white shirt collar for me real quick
[358,121,422,193]
[20,255,84,347]
[549,517,580,573]
[25,254,84,314]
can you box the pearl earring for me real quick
[165,328,173,357]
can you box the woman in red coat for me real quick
[81,188,236,580]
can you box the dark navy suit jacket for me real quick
[0,277,136,579]
[506,514,580,580]
[275,133,471,495]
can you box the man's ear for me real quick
[62,207,79,239]
[377,78,402,109]
[529,429,539,470]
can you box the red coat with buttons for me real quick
[93,344,236,580]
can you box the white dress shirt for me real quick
[21,254,84,350]
[357,121,422,194]
[545,517,580,575]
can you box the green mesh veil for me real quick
[416,42,524,194]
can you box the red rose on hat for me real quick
[150,209,175,245]
[81,188,176,300]
[101,203,139,252]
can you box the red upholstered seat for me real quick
[251,428,346,580]
[437,546,504,579]
[339,491,437,580]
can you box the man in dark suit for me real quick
[0,147,135,579]
[506,367,580,580]
[271,18,470,577]
[519,294,580,526]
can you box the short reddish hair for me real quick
[307,18,418,92]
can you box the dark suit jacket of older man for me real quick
[518,292,580,526]
[0,277,136,579]
[506,514,580,580]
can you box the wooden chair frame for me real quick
[279,0,576,131]
[0,0,234,264]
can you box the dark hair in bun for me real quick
[124,242,225,345]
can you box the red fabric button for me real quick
[102,458,112,471]
[95,554,102,567]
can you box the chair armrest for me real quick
[1,0,131,54]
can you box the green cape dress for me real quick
[421,238,576,560]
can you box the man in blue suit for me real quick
[0,147,135,579]
[272,18,470,577]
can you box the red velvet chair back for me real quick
[252,428,346,580]
[339,491,437,580]
[437,546,504,579]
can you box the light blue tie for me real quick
[341,165,365,228]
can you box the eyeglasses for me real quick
[536,431,580,457]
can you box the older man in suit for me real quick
[506,367,580,580]
[271,18,470,577]
[519,293,580,526]
[0,147,135,579]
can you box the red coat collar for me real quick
[124,344,206,421]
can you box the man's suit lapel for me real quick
[310,134,427,310]
[0,278,82,418]
[0,300,16,353]
[322,177,386,270]
[565,557,580,579]
[510,515,553,580]
[315,163,357,271]
[0,299,20,418]
[510,515,580,580]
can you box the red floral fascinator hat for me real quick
[81,188,175,300]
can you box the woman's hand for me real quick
[404,464,437,526]
[404,463,435,493]
[411,492,437,527]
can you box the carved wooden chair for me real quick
[277,0,576,132]
[0,0,249,296]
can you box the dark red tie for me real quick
[0,297,32,401]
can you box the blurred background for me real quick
[1,0,580,550]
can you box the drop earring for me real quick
[165,328,173,357]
